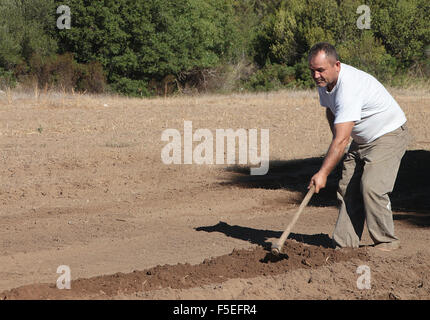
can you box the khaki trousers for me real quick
[332,124,410,248]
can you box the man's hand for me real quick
[308,171,328,193]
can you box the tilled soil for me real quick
[0,240,368,299]
[0,89,429,300]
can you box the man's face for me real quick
[308,51,341,89]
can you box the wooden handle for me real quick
[272,185,315,254]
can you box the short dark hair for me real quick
[308,42,339,64]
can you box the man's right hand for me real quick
[308,170,328,193]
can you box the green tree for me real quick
[371,0,430,66]
[252,0,343,67]
[337,31,397,81]
[248,0,429,90]
[56,0,239,96]
[0,0,57,70]
[252,0,305,66]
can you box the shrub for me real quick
[77,61,106,93]
[109,77,150,97]
[245,63,295,91]
[292,58,315,89]
[26,53,106,93]
[337,31,397,82]
[0,67,17,89]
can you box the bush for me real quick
[26,53,106,93]
[29,53,76,90]
[0,67,17,89]
[77,61,106,93]
[109,77,150,97]
[245,63,295,91]
[292,58,315,89]
[337,31,397,82]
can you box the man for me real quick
[307,42,410,251]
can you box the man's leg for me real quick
[332,143,366,248]
[360,126,410,245]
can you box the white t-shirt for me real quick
[318,63,407,144]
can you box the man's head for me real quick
[308,42,341,91]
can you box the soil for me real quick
[0,240,369,299]
[0,89,429,300]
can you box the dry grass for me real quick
[0,86,429,158]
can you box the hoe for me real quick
[271,185,316,255]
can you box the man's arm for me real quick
[326,108,335,136]
[309,121,354,193]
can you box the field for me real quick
[0,88,429,300]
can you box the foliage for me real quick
[0,0,57,69]
[337,31,397,82]
[28,53,106,93]
[55,0,239,95]
[249,0,429,90]
[0,67,17,89]
[370,0,430,66]
[0,0,428,94]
